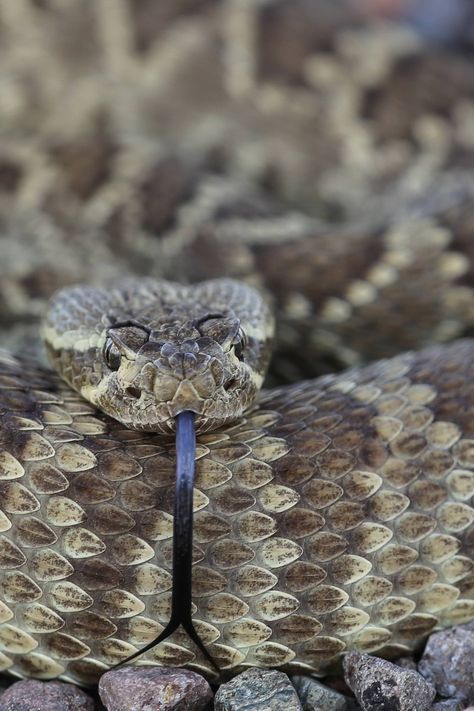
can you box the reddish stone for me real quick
[98,666,213,711]
[0,679,94,710]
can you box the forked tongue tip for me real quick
[114,411,219,673]
[174,411,219,670]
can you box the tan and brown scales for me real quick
[0,341,473,685]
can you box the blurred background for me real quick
[1,0,474,379]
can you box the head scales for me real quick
[43,278,274,434]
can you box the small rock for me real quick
[344,652,436,711]
[215,669,302,711]
[418,624,474,705]
[0,679,94,710]
[430,700,464,711]
[292,675,352,710]
[98,666,213,711]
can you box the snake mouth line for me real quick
[116,411,219,673]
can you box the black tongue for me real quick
[173,410,197,610]
[117,411,219,672]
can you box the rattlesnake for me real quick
[0,0,474,689]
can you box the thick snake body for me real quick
[1,0,474,691]
[0,335,473,684]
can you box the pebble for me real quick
[98,667,213,711]
[292,675,353,710]
[344,652,436,711]
[430,700,465,711]
[418,623,474,705]
[214,669,302,711]
[0,679,94,710]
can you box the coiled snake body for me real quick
[1,0,474,690]
[0,276,473,685]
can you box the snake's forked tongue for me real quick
[118,411,219,672]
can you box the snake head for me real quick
[43,278,274,434]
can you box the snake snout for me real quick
[168,350,212,379]
[151,342,228,406]
[167,380,205,417]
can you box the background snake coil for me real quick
[0,0,474,693]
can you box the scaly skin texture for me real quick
[0,0,474,691]
[0,342,473,685]
[43,279,274,434]
[3,2,474,383]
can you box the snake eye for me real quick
[104,338,121,371]
[233,329,247,361]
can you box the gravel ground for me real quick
[1,624,473,710]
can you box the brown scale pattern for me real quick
[164,179,474,381]
[0,342,473,684]
[4,1,474,384]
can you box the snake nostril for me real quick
[224,376,238,392]
[126,386,142,399]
